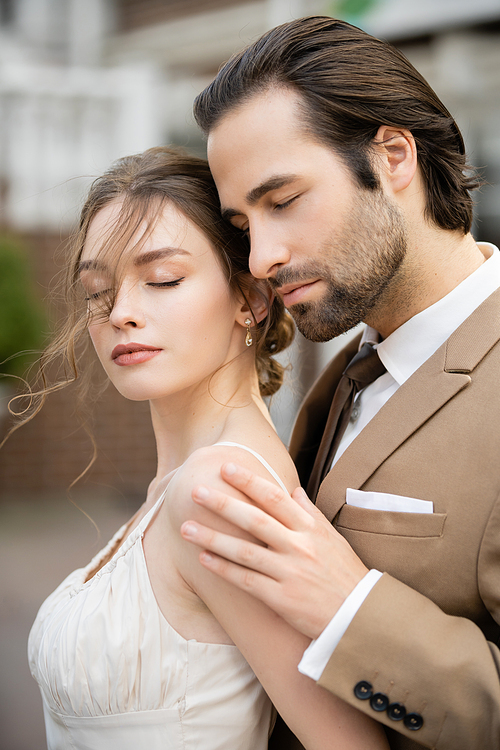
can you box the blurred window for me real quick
[118,0,239,31]
[0,0,14,26]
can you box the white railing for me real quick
[0,61,161,230]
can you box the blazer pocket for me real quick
[335,503,447,538]
[346,488,433,513]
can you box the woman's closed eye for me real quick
[147,277,185,288]
[80,268,113,302]
[85,288,112,301]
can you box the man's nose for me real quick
[248,224,291,279]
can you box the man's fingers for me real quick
[180,520,278,577]
[291,486,316,513]
[221,463,310,530]
[191,484,297,547]
[291,486,331,523]
[197,550,281,608]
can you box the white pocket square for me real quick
[346,488,434,514]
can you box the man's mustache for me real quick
[267,264,328,292]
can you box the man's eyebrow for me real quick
[221,174,298,222]
[246,174,298,206]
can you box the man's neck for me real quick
[366,230,485,339]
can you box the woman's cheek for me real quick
[87,325,108,362]
[88,325,100,347]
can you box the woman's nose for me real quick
[108,283,146,329]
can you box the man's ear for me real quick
[373,125,417,194]
[236,279,272,327]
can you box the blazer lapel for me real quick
[316,349,469,521]
[316,287,500,523]
[289,333,362,487]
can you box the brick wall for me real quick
[118,0,241,31]
[0,232,157,502]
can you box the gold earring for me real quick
[244,318,253,347]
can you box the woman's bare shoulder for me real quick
[182,438,296,491]
[164,439,296,533]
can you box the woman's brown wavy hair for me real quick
[4,146,294,457]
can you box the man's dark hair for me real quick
[194,16,480,233]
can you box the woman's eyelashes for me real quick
[84,276,186,300]
[147,277,185,288]
[80,271,112,301]
[85,288,111,302]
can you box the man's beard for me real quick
[270,188,408,342]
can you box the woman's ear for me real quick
[372,125,417,194]
[236,279,272,327]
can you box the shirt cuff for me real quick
[298,569,383,681]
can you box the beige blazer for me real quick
[289,288,500,749]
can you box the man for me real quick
[180,17,500,749]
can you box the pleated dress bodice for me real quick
[28,443,281,750]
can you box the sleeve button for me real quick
[353,681,373,700]
[370,692,389,712]
[387,702,406,721]
[403,712,424,731]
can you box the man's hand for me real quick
[180,462,368,640]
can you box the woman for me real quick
[25,147,388,749]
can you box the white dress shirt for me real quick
[299,242,500,680]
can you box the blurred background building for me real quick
[0,2,499,747]
[1,0,500,500]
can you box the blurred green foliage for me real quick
[0,233,47,378]
[327,0,378,22]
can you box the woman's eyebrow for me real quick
[78,259,107,273]
[78,248,190,274]
[134,248,191,266]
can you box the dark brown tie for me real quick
[306,342,386,500]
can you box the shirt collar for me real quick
[361,242,500,386]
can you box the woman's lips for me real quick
[278,280,321,307]
[111,343,162,367]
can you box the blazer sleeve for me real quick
[317,556,500,749]
[295,297,500,747]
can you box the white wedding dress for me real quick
[28,444,286,750]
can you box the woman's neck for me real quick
[149,366,269,481]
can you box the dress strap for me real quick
[213,442,288,494]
